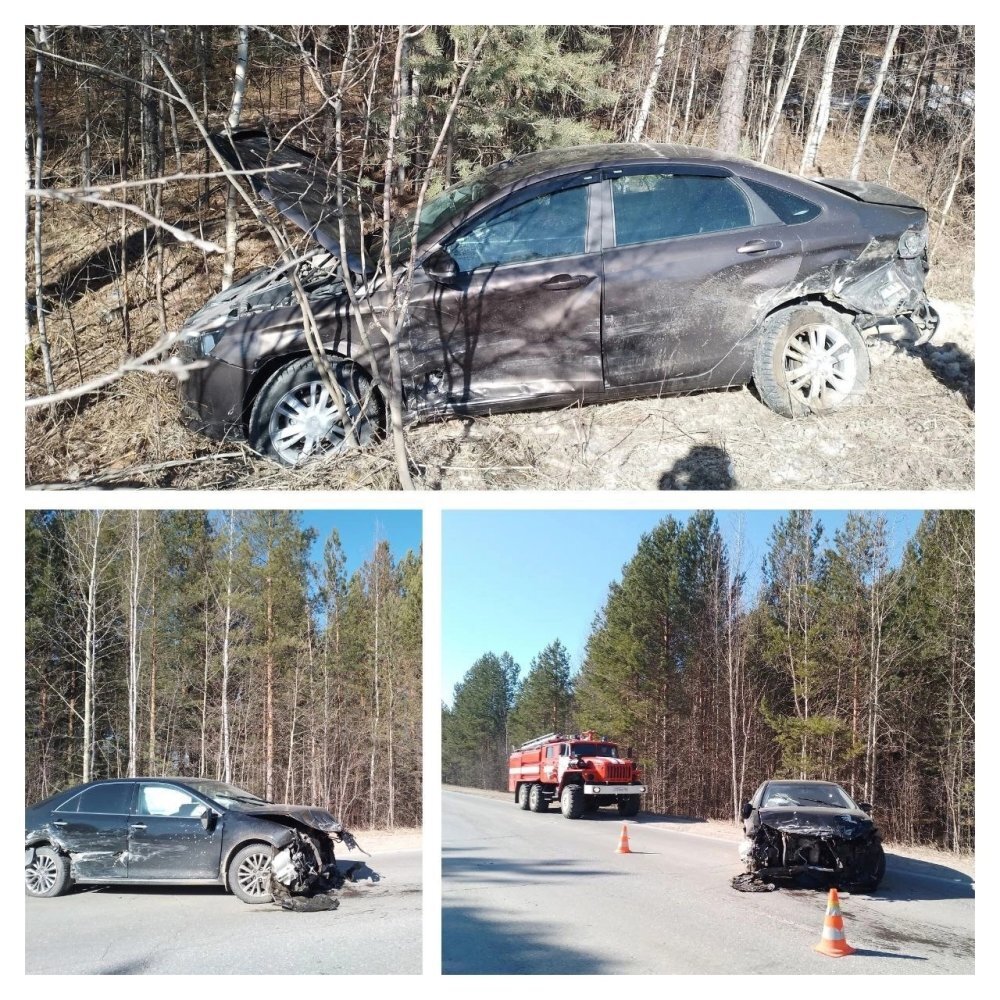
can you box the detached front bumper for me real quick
[582,784,646,795]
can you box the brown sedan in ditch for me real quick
[179,134,938,466]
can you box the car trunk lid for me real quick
[813,177,924,210]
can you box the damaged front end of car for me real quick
[738,809,885,892]
[245,807,371,911]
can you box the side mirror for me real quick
[200,810,219,831]
[423,248,459,285]
[740,802,753,820]
[858,802,873,814]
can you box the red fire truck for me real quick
[508,730,645,819]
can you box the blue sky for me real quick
[442,509,925,704]
[207,510,421,580]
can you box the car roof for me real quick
[486,142,746,184]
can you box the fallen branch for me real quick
[28,451,248,489]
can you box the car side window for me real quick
[56,783,132,815]
[740,176,821,224]
[136,783,209,819]
[445,185,589,272]
[611,173,753,246]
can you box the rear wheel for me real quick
[229,843,275,904]
[753,304,870,417]
[248,357,383,466]
[560,784,584,819]
[25,846,71,898]
[528,783,549,813]
[516,783,531,810]
[617,794,641,818]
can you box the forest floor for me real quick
[443,785,975,875]
[25,295,974,491]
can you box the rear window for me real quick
[742,177,821,224]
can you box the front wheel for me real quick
[560,784,584,819]
[25,846,71,898]
[248,357,383,466]
[753,304,870,417]
[229,843,275,904]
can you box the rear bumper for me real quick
[582,784,645,796]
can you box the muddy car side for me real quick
[179,138,937,467]
[24,778,346,904]
[738,779,886,892]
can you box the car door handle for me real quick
[129,823,147,831]
[540,274,593,290]
[52,820,68,827]
[737,239,782,254]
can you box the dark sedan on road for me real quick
[739,779,886,891]
[25,777,353,904]
[179,134,938,466]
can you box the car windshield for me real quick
[763,783,856,809]
[571,743,619,758]
[183,779,269,807]
[389,173,500,259]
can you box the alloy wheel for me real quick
[26,853,58,894]
[236,851,273,898]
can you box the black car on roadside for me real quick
[179,134,938,466]
[739,779,886,891]
[25,777,353,904]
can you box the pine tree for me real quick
[509,639,573,745]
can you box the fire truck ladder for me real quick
[514,733,561,752]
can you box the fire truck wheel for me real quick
[528,783,549,813]
[560,784,584,819]
[517,783,531,810]
[617,794,641,818]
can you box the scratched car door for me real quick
[128,782,224,880]
[50,782,133,880]
[404,178,603,414]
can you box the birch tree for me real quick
[800,25,845,173]
[630,25,670,142]
[717,25,755,153]
[850,25,900,178]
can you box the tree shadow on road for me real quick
[875,853,975,902]
[658,444,735,490]
[443,902,610,974]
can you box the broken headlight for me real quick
[898,227,928,259]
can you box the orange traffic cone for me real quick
[814,888,856,957]
[615,823,632,854]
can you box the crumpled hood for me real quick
[814,177,923,210]
[235,803,344,835]
[211,129,372,272]
[758,806,875,840]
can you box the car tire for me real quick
[228,843,275,904]
[560,784,585,819]
[528,783,549,813]
[517,784,531,810]
[617,794,641,818]
[25,846,71,898]
[753,304,870,417]
[855,842,887,893]
[247,356,383,467]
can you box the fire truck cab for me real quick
[508,731,645,819]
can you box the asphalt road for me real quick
[443,790,975,975]
[26,849,421,974]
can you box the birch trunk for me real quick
[800,25,845,174]
[222,25,250,290]
[850,26,900,179]
[630,25,670,142]
[717,25,755,154]
[761,26,807,162]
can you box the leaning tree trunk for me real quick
[631,25,670,142]
[761,25,808,162]
[716,25,756,154]
[850,25,901,179]
[800,25,845,174]
[222,25,250,290]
